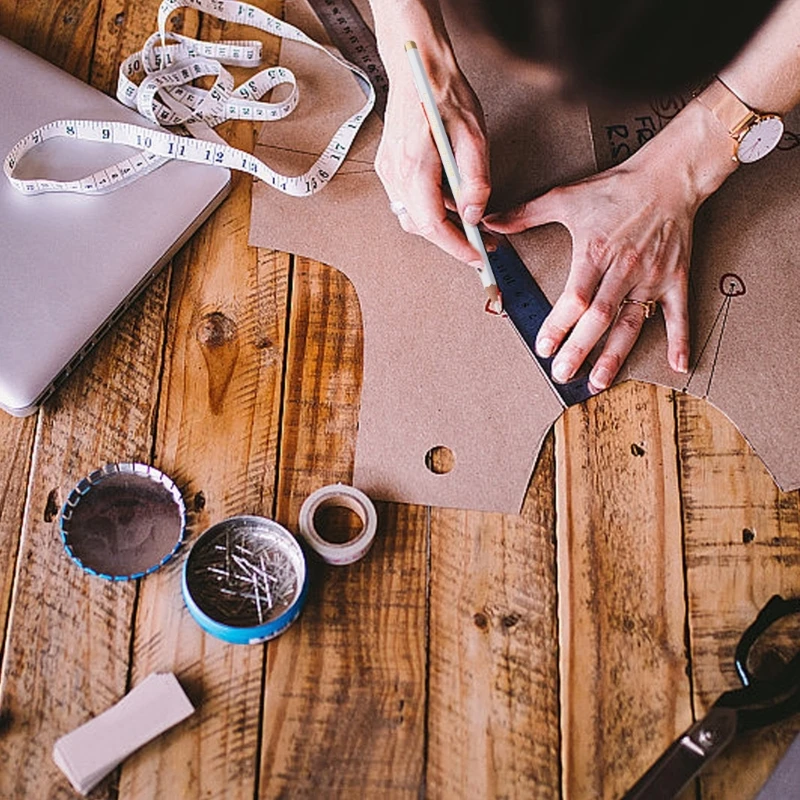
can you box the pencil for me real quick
[404,40,503,315]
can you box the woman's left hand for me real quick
[485,99,738,390]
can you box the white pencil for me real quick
[404,40,503,315]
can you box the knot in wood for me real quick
[473,611,489,630]
[44,488,61,523]
[196,312,240,415]
[196,312,237,349]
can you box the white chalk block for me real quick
[53,672,194,795]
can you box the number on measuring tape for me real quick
[4,0,375,197]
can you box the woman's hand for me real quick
[485,99,738,390]
[377,60,491,265]
[369,0,491,266]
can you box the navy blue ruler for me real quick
[490,242,594,407]
[311,0,593,408]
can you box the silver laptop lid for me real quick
[0,36,230,415]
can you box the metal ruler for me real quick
[489,242,593,406]
[309,0,389,120]
[308,0,593,407]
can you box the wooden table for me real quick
[1,1,799,797]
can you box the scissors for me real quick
[623,594,800,799]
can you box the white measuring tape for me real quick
[4,0,374,197]
[298,484,378,565]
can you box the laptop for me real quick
[0,35,231,416]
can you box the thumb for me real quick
[451,123,491,226]
[484,186,568,233]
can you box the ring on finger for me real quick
[620,298,658,320]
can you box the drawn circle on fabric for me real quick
[59,463,186,580]
[298,484,378,565]
[182,515,308,644]
[719,273,746,297]
[425,445,455,475]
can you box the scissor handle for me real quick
[734,594,800,686]
[713,595,800,732]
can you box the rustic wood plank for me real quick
[0,0,98,78]
[426,434,561,799]
[0,416,36,663]
[556,381,691,799]
[0,3,171,796]
[0,267,170,798]
[89,0,201,96]
[677,394,800,799]
[116,7,289,794]
[260,257,427,797]
[118,238,289,798]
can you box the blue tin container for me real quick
[182,515,308,645]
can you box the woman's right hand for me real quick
[371,1,492,266]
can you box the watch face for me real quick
[737,115,784,163]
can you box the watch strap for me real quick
[695,77,757,137]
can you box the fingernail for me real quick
[464,205,482,225]
[676,354,688,373]
[590,365,612,390]
[536,337,556,358]
[552,361,572,383]
[486,240,497,253]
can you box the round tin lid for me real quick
[59,463,186,580]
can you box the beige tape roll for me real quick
[298,484,378,565]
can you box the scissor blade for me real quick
[622,706,738,800]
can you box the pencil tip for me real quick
[484,285,504,316]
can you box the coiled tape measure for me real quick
[4,0,592,406]
[4,0,374,198]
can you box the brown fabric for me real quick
[249,0,800,510]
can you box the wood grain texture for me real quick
[677,394,800,799]
[0,6,170,798]
[261,258,427,797]
[426,434,561,799]
[556,381,691,799]
[116,6,289,794]
[118,242,289,800]
[0,0,98,78]
[4,0,800,796]
[0,416,35,665]
[89,0,199,96]
[0,269,170,799]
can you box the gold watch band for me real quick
[695,77,756,137]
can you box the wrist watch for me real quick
[695,77,784,163]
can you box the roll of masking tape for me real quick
[298,484,378,565]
